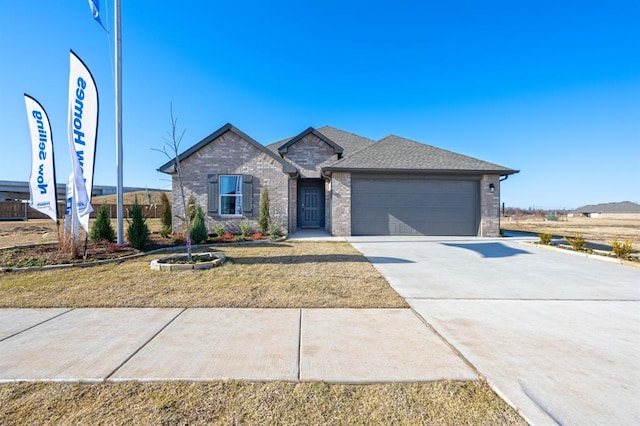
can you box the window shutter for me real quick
[242,175,253,215]
[207,174,218,214]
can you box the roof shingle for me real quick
[325,135,517,174]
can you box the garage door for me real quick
[351,175,480,236]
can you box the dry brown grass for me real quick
[0,219,164,248]
[0,381,525,425]
[502,216,640,245]
[0,241,407,309]
[92,190,171,205]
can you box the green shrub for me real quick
[538,233,552,245]
[239,221,253,238]
[565,234,586,252]
[126,199,150,249]
[159,192,172,238]
[187,194,197,222]
[268,219,283,240]
[90,203,116,243]
[213,223,225,238]
[258,187,270,233]
[190,204,208,244]
[611,240,634,259]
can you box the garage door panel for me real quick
[351,176,479,236]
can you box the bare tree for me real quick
[153,103,192,262]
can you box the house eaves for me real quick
[157,123,296,174]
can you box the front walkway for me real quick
[0,308,475,383]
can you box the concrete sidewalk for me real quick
[0,308,476,383]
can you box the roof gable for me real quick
[277,127,343,158]
[325,135,518,174]
[157,123,296,174]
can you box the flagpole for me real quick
[115,0,124,244]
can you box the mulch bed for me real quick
[0,234,173,268]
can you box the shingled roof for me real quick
[266,126,375,157]
[324,135,518,174]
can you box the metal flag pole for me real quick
[115,0,124,244]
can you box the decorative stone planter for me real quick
[150,252,226,271]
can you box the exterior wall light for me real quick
[489,183,495,193]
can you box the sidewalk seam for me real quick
[104,308,187,381]
[408,308,484,379]
[0,308,75,343]
[297,308,302,382]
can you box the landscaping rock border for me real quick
[150,252,226,271]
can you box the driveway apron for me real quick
[349,236,640,426]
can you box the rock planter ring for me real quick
[150,252,226,271]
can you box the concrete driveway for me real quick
[348,236,640,426]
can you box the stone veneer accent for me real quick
[171,130,289,234]
[479,174,501,237]
[330,172,351,236]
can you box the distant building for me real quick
[569,201,640,219]
[0,180,165,202]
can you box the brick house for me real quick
[157,123,518,237]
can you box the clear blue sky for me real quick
[1,1,638,210]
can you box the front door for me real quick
[298,179,324,228]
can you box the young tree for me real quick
[159,192,172,237]
[190,204,208,244]
[127,197,150,249]
[258,187,270,234]
[90,203,116,243]
[153,103,193,262]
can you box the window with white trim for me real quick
[219,175,242,215]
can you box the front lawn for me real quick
[0,241,407,308]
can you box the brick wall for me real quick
[330,172,351,236]
[283,134,338,178]
[171,130,289,235]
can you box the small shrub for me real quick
[611,240,634,259]
[258,187,270,233]
[159,192,172,237]
[565,234,586,252]
[190,204,208,244]
[546,215,558,222]
[268,219,283,240]
[168,234,185,245]
[90,203,116,243]
[223,232,234,240]
[187,194,197,222]
[538,233,553,245]
[239,221,253,238]
[127,199,150,249]
[252,232,263,240]
[213,223,225,238]
[233,235,246,242]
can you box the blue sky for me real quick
[1,1,638,209]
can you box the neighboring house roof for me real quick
[572,201,640,214]
[324,135,518,175]
[157,123,296,174]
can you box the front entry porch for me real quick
[297,179,325,229]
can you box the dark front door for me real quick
[298,179,324,228]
